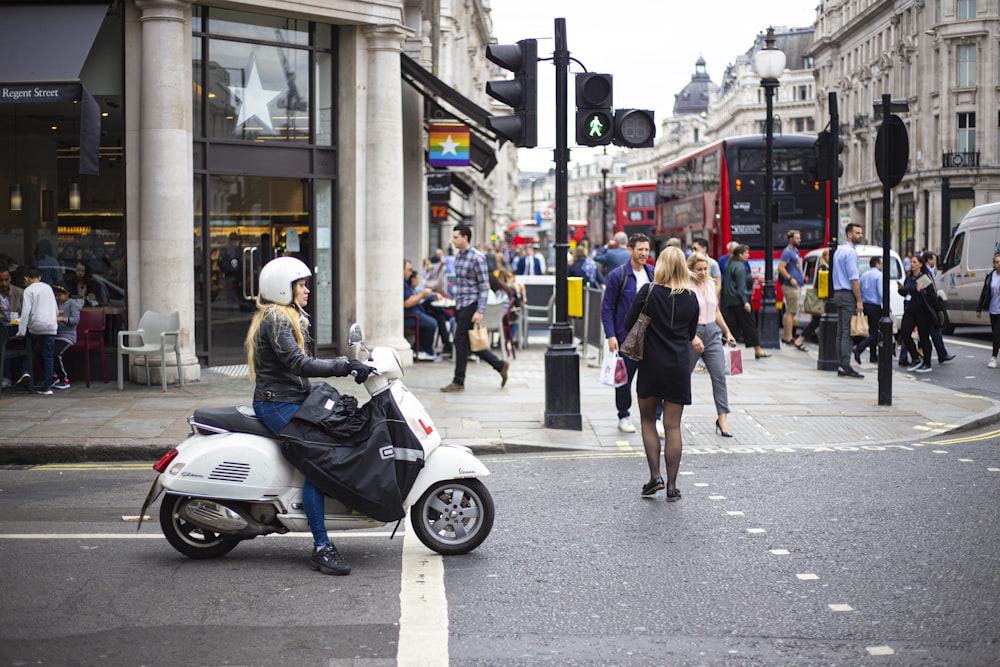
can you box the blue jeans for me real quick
[253,400,329,548]
[27,333,55,391]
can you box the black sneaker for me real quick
[837,368,864,378]
[309,544,351,576]
[16,373,31,388]
[938,354,956,364]
[853,347,862,365]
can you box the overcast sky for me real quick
[487,0,818,171]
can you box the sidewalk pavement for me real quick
[1,334,997,465]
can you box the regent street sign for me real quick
[0,82,83,104]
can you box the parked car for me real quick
[935,203,1000,333]
[791,245,905,329]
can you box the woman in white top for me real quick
[688,252,737,437]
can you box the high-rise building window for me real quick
[957,44,977,86]
[957,112,976,153]
[958,0,976,19]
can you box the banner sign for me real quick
[427,172,451,202]
[428,122,470,167]
[429,204,449,223]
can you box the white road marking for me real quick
[708,495,726,500]
[828,604,854,612]
[693,483,709,487]
[932,450,949,454]
[726,511,745,516]
[746,528,766,535]
[397,520,448,667]
[0,531,396,540]
[769,549,790,555]
[796,573,819,580]
[957,459,974,462]
[866,646,895,656]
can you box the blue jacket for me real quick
[601,263,654,341]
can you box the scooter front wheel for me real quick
[410,479,494,555]
[160,493,240,559]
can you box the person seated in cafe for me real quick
[52,282,80,390]
[74,261,109,307]
[404,267,448,362]
[0,262,24,324]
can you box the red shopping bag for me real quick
[726,347,743,376]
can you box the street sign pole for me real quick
[817,92,840,371]
[544,17,582,430]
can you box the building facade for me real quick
[1,0,515,382]
[811,0,1000,256]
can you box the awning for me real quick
[401,53,501,177]
[0,2,109,175]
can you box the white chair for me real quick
[480,301,507,361]
[520,291,555,349]
[117,310,184,392]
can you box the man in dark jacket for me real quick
[600,233,654,434]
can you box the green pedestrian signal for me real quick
[575,73,613,146]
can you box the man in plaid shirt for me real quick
[440,223,510,392]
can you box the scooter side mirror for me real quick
[348,323,363,346]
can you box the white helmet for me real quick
[258,256,311,305]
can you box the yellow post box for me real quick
[567,277,583,318]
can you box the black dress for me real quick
[624,283,700,404]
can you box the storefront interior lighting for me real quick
[69,183,81,210]
[9,184,22,211]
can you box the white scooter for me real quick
[138,324,494,557]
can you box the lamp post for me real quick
[530,177,537,223]
[753,26,785,350]
[595,152,613,246]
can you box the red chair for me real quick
[69,309,108,387]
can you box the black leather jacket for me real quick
[252,308,351,404]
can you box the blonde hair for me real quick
[686,251,709,271]
[653,246,692,294]
[245,301,307,382]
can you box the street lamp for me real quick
[753,26,785,350]
[595,152,614,246]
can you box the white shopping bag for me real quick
[600,353,628,387]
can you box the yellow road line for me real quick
[31,463,152,471]
[616,440,633,452]
[922,429,1000,445]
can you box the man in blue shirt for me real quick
[777,230,805,346]
[833,223,865,377]
[853,256,883,365]
[593,232,631,277]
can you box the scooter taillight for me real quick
[153,449,179,473]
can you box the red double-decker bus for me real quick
[586,180,657,245]
[655,135,828,260]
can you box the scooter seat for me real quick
[190,405,276,438]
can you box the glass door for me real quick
[196,174,309,365]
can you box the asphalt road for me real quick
[2,428,998,666]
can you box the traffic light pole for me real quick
[817,92,840,371]
[877,93,895,406]
[544,17,582,430]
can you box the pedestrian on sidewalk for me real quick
[600,233,658,434]
[688,252,736,437]
[975,251,1000,368]
[853,256,884,365]
[440,223,510,393]
[625,247,702,502]
[792,249,830,350]
[897,253,937,373]
[52,283,80,389]
[922,252,956,364]
[833,223,865,378]
[246,256,372,576]
[16,267,59,395]
[777,229,805,347]
[721,245,770,360]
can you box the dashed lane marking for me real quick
[828,604,854,612]
[866,646,895,656]
[726,511,745,516]
[0,531,396,540]
[796,574,819,581]
[769,549,790,555]
[746,528,766,535]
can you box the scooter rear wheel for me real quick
[410,478,494,555]
[160,493,240,559]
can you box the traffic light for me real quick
[575,73,613,146]
[485,39,537,148]
[816,129,844,181]
[613,109,655,148]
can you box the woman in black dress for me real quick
[624,247,702,501]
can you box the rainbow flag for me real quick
[428,122,470,167]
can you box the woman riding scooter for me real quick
[246,256,372,576]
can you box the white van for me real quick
[935,203,1000,333]
[791,245,905,329]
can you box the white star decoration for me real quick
[437,134,460,156]
[229,59,282,134]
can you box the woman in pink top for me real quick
[688,252,737,437]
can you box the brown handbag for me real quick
[620,286,653,361]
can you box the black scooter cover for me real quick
[279,383,425,522]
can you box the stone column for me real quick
[362,24,413,356]
[133,0,199,384]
